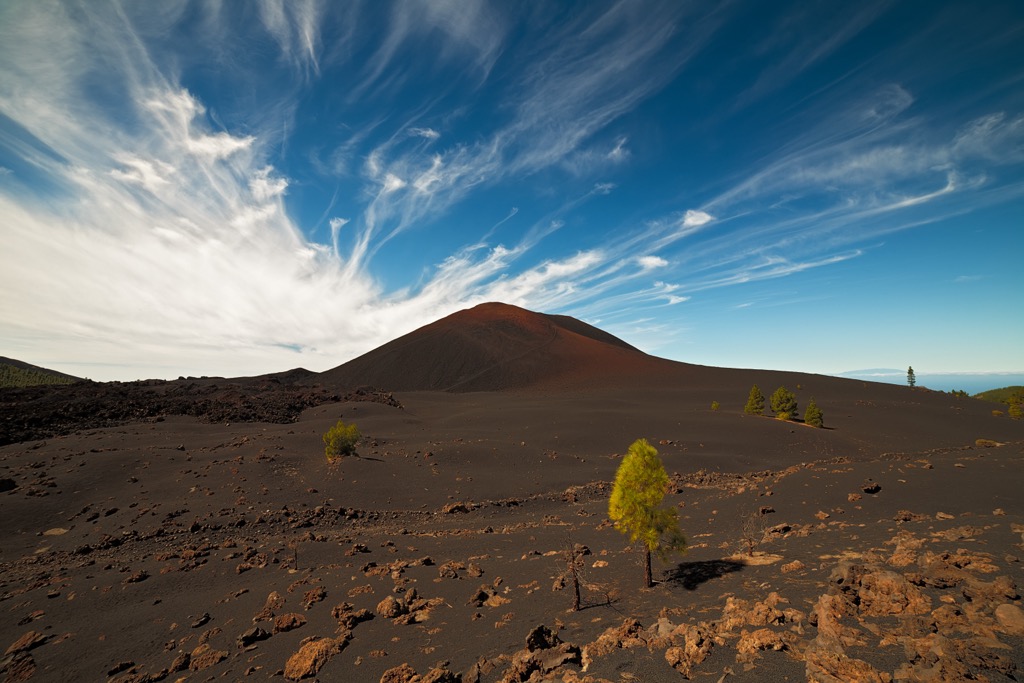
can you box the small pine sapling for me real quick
[744,384,765,415]
[804,398,824,428]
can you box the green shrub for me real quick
[975,438,999,448]
[1010,403,1023,420]
[744,385,765,416]
[992,410,1004,417]
[0,364,77,388]
[804,398,824,428]
[323,420,360,460]
[770,386,798,421]
[711,400,720,411]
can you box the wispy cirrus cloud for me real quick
[2,1,1022,380]
[253,0,325,76]
[736,0,891,107]
[1,1,714,379]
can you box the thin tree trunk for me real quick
[644,548,653,588]
[569,544,581,611]
[572,566,581,611]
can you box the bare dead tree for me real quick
[565,540,583,611]
[739,508,770,556]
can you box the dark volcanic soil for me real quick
[2,387,1023,683]
[2,304,1024,682]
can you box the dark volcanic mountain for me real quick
[317,302,673,392]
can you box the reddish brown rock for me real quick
[995,603,1024,635]
[663,623,715,677]
[379,662,418,683]
[376,595,406,619]
[735,627,793,658]
[189,643,227,671]
[302,586,326,610]
[273,613,307,633]
[5,631,46,656]
[582,619,647,669]
[804,646,891,683]
[858,570,931,617]
[500,625,581,682]
[3,654,36,682]
[283,635,348,681]
[253,591,285,622]
[781,560,805,574]
[809,593,864,647]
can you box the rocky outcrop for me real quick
[284,635,349,681]
[379,662,461,683]
[499,625,581,683]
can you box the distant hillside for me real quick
[317,301,661,392]
[974,385,1024,404]
[0,357,80,388]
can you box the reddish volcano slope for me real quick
[318,302,673,392]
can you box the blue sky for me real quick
[1,1,1023,382]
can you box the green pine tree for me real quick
[609,439,687,588]
[770,386,798,421]
[744,384,765,415]
[804,398,824,428]
[907,366,916,388]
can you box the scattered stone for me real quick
[525,625,560,651]
[893,510,928,523]
[274,613,307,633]
[380,663,418,683]
[124,569,149,584]
[804,647,890,683]
[781,560,805,574]
[283,635,349,681]
[735,628,792,657]
[936,511,955,520]
[106,661,135,676]
[377,596,406,619]
[332,602,374,630]
[238,626,271,648]
[168,651,191,672]
[438,561,462,579]
[302,586,326,610]
[501,624,581,682]
[5,631,47,655]
[254,591,285,622]
[861,481,881,494]
[0,478,17,492]
[858,569,930,617]
[190,613,211,628]
[189,643,227,671]
[995,603,1024,635]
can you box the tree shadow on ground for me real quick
[664,559,745,590]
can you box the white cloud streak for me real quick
[1,2,1021,380]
